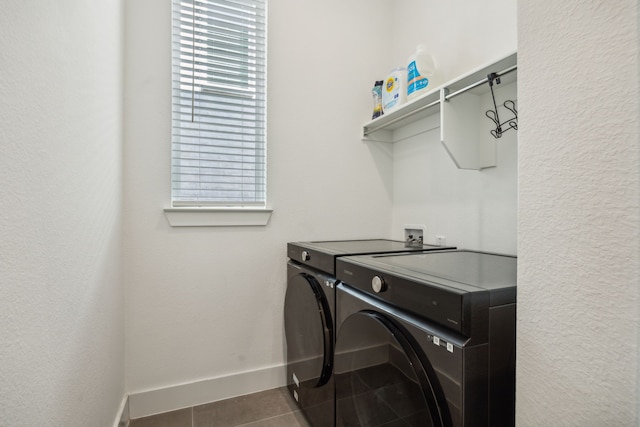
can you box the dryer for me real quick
[334,250,517,427]
[285,240,454,427]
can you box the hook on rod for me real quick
[485,72,517,139]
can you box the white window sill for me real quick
[163,207,273,227]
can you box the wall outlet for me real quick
[435,235,447,246]
[404,225,425,247]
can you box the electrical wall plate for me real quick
[403,224,425,246]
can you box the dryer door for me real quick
[284,264,333,391]
[335,310,451,427]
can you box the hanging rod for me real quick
[444,65,517,101]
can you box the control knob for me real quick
[301,251,310,262]
[371,275,387,293]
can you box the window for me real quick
[171,0,267,207]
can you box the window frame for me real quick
[167,0,271,226]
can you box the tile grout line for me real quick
[129,387,307,426]
[232,410,300,427]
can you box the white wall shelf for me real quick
[362,52,517,170]
[362,86,441,142]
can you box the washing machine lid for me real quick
[363,250,516,290]
[297,239,441,254]
[288,239,455,275]
[341,250,515,293]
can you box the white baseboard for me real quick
[113,395,129,427]
[128,364,286,419]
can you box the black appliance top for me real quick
[336,250,516,339]
[288,239,455,276]
[347,250,516,291]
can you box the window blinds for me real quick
[171,0,267,206]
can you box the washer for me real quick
[334,250,516,427]
[285,240,455,427]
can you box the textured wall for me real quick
[518,1,639,424]
[0,1,125,426]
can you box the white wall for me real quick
[385,0,517,84]
[123,0,393,411]
[0,1,125,426]
[518,1,640,425]
[385,0,518,254]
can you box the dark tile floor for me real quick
[129,387,311,427]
